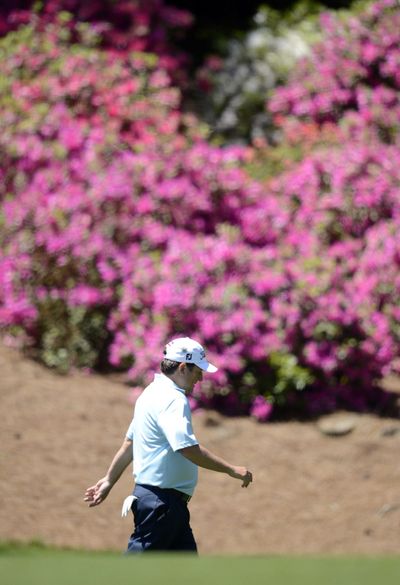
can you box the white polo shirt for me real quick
[126,373,199,496]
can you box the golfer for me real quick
[84,336,253,553]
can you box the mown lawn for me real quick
[1,543,399,585]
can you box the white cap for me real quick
[163,337,218,373]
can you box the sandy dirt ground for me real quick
[1,344,399,555]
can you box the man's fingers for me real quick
[241,471,253,487]
[87,494,102,507]
[84,487,96,497]
[84,486,100,503]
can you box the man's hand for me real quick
[229,466,253,488]
[84,438,133,508]
[84,476,112,507]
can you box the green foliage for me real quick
[244,142,306,182]
[268,351,315,401]
[36,300,109,373]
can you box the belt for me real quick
[167,488,192,504]
[136,484,192,505]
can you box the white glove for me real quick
[121,495,137,518]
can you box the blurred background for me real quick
[0,0,400,556]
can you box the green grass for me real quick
[1,542,399,585]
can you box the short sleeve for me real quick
[126,417,135,441]
[158,397,198,452]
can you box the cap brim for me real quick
[197,359,218,373]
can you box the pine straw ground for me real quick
[1,344,399,555]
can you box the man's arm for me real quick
[178,444,253,487]
[84,438,133,507]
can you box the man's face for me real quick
[183,364,203,393]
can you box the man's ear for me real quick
[178,362,187,373]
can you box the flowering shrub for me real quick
[0,16,205,371]
[262,139,400,414]
[269,0,400,142]
[0,0,192,82]
[0,17,282,412]
[1,2,400,421]
[252,0,400,415]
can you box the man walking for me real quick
[84,337,253,553]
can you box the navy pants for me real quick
[126,484,197,553]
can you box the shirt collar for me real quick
[154,373,186,395]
